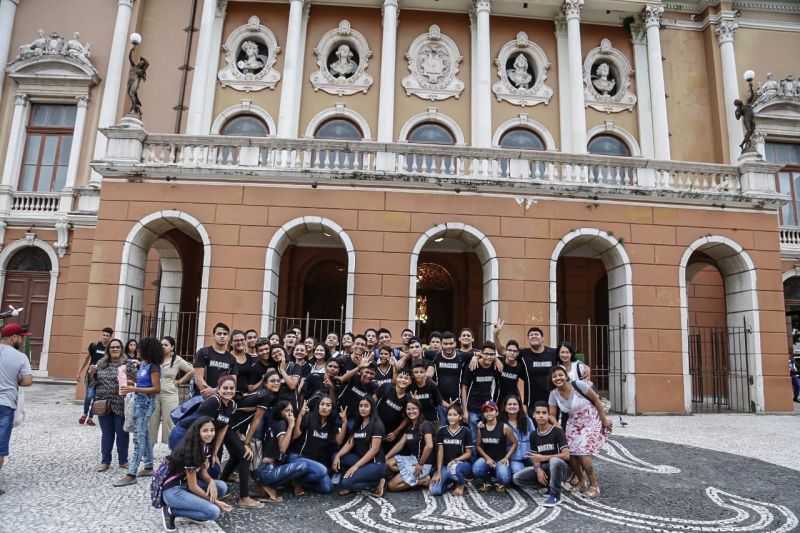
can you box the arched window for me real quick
[221,115,269,136]
[408,122,455,145]
[499,128,544,150]
[314,118,362,140]
[7,247,52,271]
[587,134,630,157]
[313,119,362,169]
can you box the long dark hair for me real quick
[271,399,294,421]
[547,365,570,391]
[500,395,529,435]
[168,416,214,475]
[357,396,378,425]
[556,341,577,362]
[138,336,164,366]
[313,394,336,424]
[162,336,177,367]
[403,397,425,439]
[125,338,138,357]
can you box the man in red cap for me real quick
[0,323,33,496]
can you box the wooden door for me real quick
[2,271,50,368]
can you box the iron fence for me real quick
[124,302,198,358]
[271,313,346,342]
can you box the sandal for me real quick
[339,489,352,496]
[585,486,601,498]
[238,500,265,509]
[495,483,506,493]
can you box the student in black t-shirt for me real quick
[461,342,500,446]
[375,369,411,452]
[432,331,465,426]
[373,345,396,387]
[512,401,571,508]
[286,395,347,495]
[270,346,302,410]
[472,400,517,492]
[194,323,238,398]
[252,400,309,503]
[396,337,433,376]
[492,324,526,406]
[300,359,340,412]
[409,361,445,424]
[423,331,442,362]
[229,330,254,397]
[385,398,434,492]
[76,326,113,425]
[430,405,473,497]
[160,416,233,530]
[332,397,387,497]
[518,327,558,409]
[247,338,275,391]
[337,363,378,430]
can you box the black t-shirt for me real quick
[290,360,312,379]
[497,361,522,402]
[373,365,394,388]
[409,379,443,422]
[423,349,440,362]
[338,377,378,417]
[194,347,238,389]
[292,415,338,466]
[404,421,435,465]
[351,419,385,464]
[519,347,558,407]
[433,352,465,403]
[375,383,408,434]
[436,425,472,464]
[337,355,359,376]
[88,342,108,366]
[229,389,273,430]
[530,425,569,463]
[461,364,498,412]
[478,421,507,462]
[163,443,212,490]
[190,395,237,431]
[249,359,274,386]
[400,356,431,375]
[262,420,288,461]
[278,364,303,409]
[301,373,333,400]
[232,355,254,393]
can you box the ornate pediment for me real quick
[7,30,99,86]
[218,16,281,92]
[402,25,464,101]
[582,38,636,113]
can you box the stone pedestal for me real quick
[104,116,147,163]
[737,151,782,195]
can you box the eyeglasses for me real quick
[109,346,122,351]
[233,339,246,344]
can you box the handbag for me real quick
[123,393,135,432]
[13,389,25,427]
[93,398,112,417]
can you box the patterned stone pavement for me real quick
[2,384,799,533]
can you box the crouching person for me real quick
[512,401,571,508]
[252,401,310,502]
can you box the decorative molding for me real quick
[714,20,738,44]
[751,73,800,141]
[304,103,372,140]
[310,20,374,96]
[6,30,100,87]
[664,0,800,14]
[630,23,647,45]
[210,100,276,135]
[583,38,636,113]
[14,93,28,106]
[474,0,492,13]
[491,32,553,108]
[561,0,584,20]
[492,113,557,151]
[217,16,281,92]
[0,221,6,252]
[398,108,466,145]
[642,5,664,28]
[553,15,568,36]
[402,25,465,101]
[75,94,90,107]
[54,218,70,258]
[24,231,36,246]
[587,121,642,157]
[755,73,800,105]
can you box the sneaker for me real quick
[137,467,154,478]
[86,418,96,427]
[543,494,561,508]
[79,414,87,425]
[162,506,176,532]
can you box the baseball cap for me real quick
[1,323,31,337]
[481,400,499,412]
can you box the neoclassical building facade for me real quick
[0,0,798,414]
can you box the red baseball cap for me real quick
[1,323,31,337]
[481,400,499,412]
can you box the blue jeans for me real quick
[509,458,531,479]
[287,453,333,494]
[0,405,14,456]
[472,458,512,487]
[98,412,129,466]
[430,461,472,496]
[339,453,386,492]
[163,480,227,521]
[127,394,156,476]
[83,382,96,416]
[253,461,309,488]
[791,373,800,399]
[467,411,482,446]
[512,457,572,498]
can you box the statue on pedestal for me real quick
[734,75,757,154]
[126,42,149,117]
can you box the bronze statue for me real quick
[734,75,757,154]
[126,44,149,117]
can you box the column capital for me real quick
[117,0,134,7]
[13,92,27,106]
[642,5,663,28]
[383,0,398,7]
[474,0,491,14]
[630,23,647,45]
[715,20,738,45]
[561,0,583,21]
[75,94,90,107]
[215,0,228,17]
[554,15,567,36]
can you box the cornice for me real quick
[663,0,800,14]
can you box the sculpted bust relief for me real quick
[329,44,358,78]
[592,62,616,96]
[507,54,532,89]
[237,41,264,73]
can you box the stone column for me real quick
[554,16,570,153]
[376,0,399,170]
[186,0,218,135]
[715,20,741,163]
[1,93,28,188]
[563,0,586,154]
[201,0,228,134]
[643,5,670,160]
[473,0,492,148]
[631,24,654,160]
[61,95,90,212]
[277,0,308,138]
[90,0,135,186]
[0,0,20,101]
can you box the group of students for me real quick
[86,322,612,531]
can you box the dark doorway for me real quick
[302,259,347,321]
[416,262,455,342]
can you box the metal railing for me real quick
[123,303,199,359]
[11,191,61,213]
[271,313,345,342]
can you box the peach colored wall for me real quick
[687,263,726,328]
[75,181,792,412]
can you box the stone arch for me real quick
[304,104,372,140]
[549,228,636,414]
[261,216,356,334]
[115,211,211,351]
[408,223,499,340]
[678,236,763,413]
[492,114,557,151]
[398,109,466,146]
[0,237,60,374]
[210,101,276,135]
[586,122,641,157]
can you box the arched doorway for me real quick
[783,275,800,355]
[1,246,53,368]
[679,237,762,413]
[300,259,347,324]
[415,262,455,341]
[550,228,635,414]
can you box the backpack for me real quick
[170,395,205,426]
[149,457,179,509]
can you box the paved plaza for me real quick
[2,384,799,533]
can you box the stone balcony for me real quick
[94,125,787,209]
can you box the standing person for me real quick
[124,339,138,360]
[150,336,194,445]
[547,366,611,498]
[324,332,340,358]
[364,328,378,354]
[282,329,298,354]
[400,329,414,353]
[288,396,347,495]
[472,400,517,492]
[76,326,113,426]
[337,361,378,430]
[500,395,534,478]
[385,398,434,492]
[230,330,254,397]
[160,416,232,531]
[409,361,445,425]
[457,328,478,357]
[424,332,442,361]
[513,401,571,508]
[397,337,433,375]
[301,359,340,410]
[496,323,558,411]
[92,338,135,472]
[430,405,472,497]
[375,369,411,453]
[375,328,400,359]
[248,338,275,391]
[335,332,354,362]
[790,355,799,403]
[114,337,162,487]
[460,342,499,445]
[0,324,33,496]
[557,341,591,383]
[332,397,387,496]
[244,329,259,358]
[373,345,395,387]
[309,343,330,375]
[271,345,302,410]
[432,331,465,427]
[193,323,238,398]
